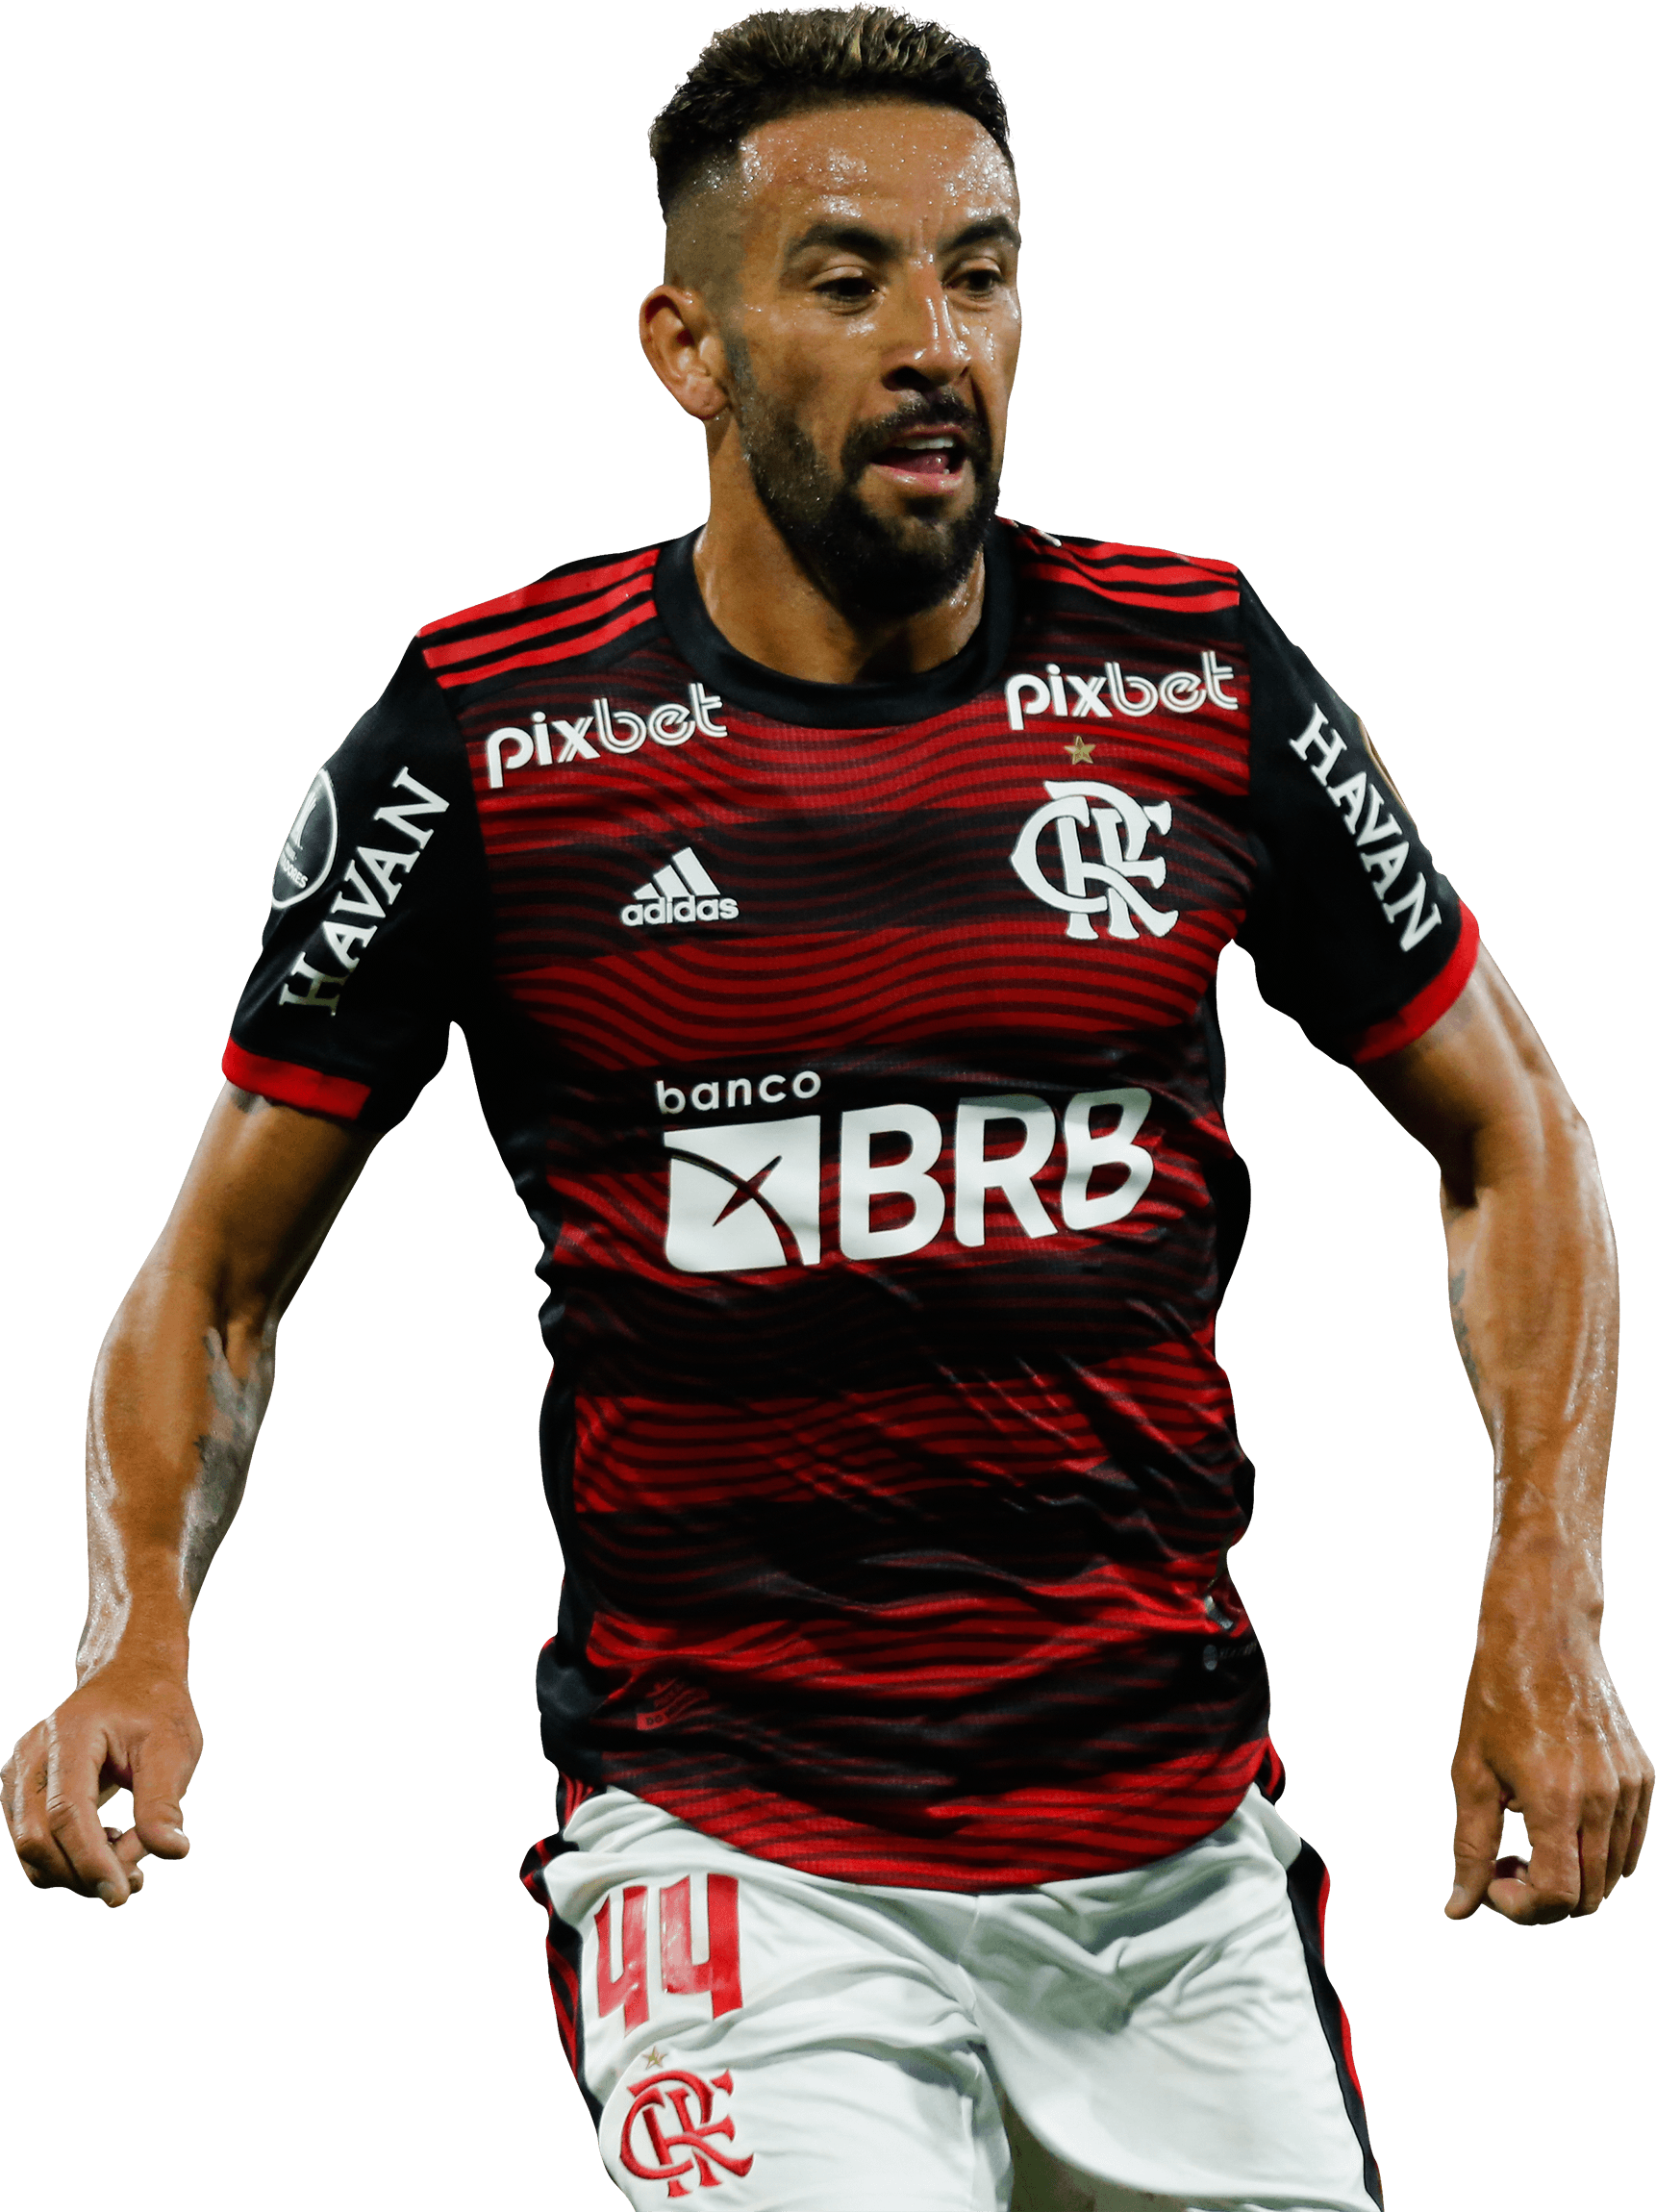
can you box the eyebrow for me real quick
[943,215,1021,255]
[783,214,1021,264]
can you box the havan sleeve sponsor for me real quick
[1237,576,1478,1064]
[222,641,489,1128]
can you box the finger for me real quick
[1603,1776,1639,1898]
[1484,1867,1574,1922]
[15,1827,85,1889]
[1445,1766,1504,1919]
[1482,1855,1531,1921]
[43,1722,131,1903]
[17,1806,98,1891]
[130,1734,194,1861]
[110,1822,148,1875]
[1565,1787,1618,1911]
[1624,1762,1653,1878]
[1520,1800,1584,1921]
[46,1797,129,1902]
[10,1740,88,1891]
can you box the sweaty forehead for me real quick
[734,99,1016,251]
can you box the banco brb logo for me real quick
[665,1118,823,1272]
[1012,780,1178,943]
[663,1090,1154,1274]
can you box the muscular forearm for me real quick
[80,1261,275,1684]
[1443,1061,1617,1605]
[1366,948,1649,1919]
[80,1087,370,1682]
[1369,951,1618,1593]
[5,1087,374,1904]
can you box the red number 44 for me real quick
[595,1874,742,2030]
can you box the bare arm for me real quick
[3,1086,376,1904]
[1362,947,1651,1922]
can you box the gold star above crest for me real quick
[1064,735,1096,764]
[642,2049,666,2069]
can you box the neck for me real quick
[692,426,986,685]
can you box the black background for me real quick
[3,6,1649,2207]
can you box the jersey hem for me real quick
[1348,907,1480,1065]
[589,1739,1271,1893]
[222,1038,370,1120]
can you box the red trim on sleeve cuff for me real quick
[1349,907,1481,1065]
[222,1039,371,1120]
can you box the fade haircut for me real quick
[649,7,1013,219]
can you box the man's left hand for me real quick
[1446,1598,1652,1923]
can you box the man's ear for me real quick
[640,285,730,422]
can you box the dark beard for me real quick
[728,364,999,624]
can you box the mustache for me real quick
[841,395,992,481]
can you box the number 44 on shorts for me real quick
[595,1874,743,2029]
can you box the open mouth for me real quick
[869,426,972,489]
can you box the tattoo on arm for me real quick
[180,1327,273,1602]
[1448,1267,1485,1404]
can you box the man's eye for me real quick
[955,266,1004,296]
[817,276,876,304]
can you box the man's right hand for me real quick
[4,1661,200,1906]
[6,1085,376,1911]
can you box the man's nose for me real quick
[883,266,969,391]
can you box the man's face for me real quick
[713,98,1021,621]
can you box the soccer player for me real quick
[6,9,1648,2208]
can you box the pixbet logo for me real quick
[1004,655,1237,731]
[659,1084,1154,1273]
[1011,780,1179,943]
[484,685,726,788]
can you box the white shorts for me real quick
[523,1785,1381,2212]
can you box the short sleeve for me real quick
[223,641,487,1129]
[1237,576,1478,1064]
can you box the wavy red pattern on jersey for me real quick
[1028,545,1242,616]
[432,599,659,689]
[585,1563,1221,1686]
[613,1742,1269,1888]
[571,1360,1241,1514]
[1050,531,1239,583]
[411,521,1286,1886]
[503,918,1239,1067]
[421,570,657,669]
[418,546,657,640]
[1034,575,1238,619]
[463,708,1249,824]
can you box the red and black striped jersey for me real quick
[227,521,1476,1889]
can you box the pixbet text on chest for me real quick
[483,686,726,786]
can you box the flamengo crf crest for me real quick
[1011,780,1179,943]
[619,2066,753,2198]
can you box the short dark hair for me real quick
[649,7,1012,217]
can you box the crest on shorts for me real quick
[619,2066,753,2198]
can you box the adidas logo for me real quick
[621,847,740,929]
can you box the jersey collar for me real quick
[653,520,1017,730]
